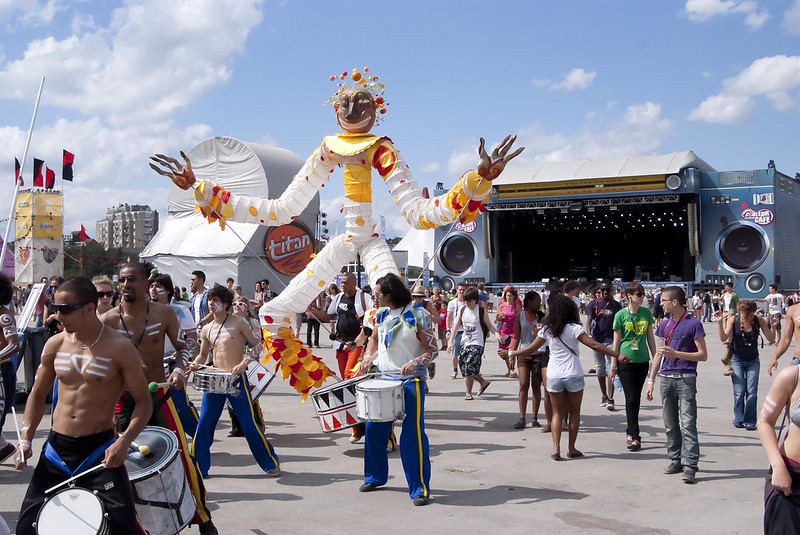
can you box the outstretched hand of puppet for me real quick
[149,151,196,190]
[477,135,524,181]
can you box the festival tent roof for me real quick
[493,151,716,185]
[393,227,434,268]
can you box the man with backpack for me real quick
[310,273,369,380]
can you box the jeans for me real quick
[618,361,649,441]
[659,375,699,469]
[730,355,759,427]
[702,303,712,322]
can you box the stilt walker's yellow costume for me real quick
[151,68,523,400]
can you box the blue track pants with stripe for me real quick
[363,377,430,500]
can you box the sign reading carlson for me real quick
[264,222,315,276]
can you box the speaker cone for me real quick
[439,276,455,292]
[745,273,766,294]
[715,222,769,273]
[438,234,476,276]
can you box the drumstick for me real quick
[44,463,106,494]
[10,406,23,464]
[128,441,151,456]
[148,381,171,392]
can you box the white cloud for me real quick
[447,102,672,180]
[684,0,769,30]
[0,0,264,126]
[420,162,440,173]
[0,0,58,27]
[689,94,752,123]
[532,68,596,91]
[784,0,800,34]
[0,0,265,237]
[690,55,800,123]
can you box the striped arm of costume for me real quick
[192,142,337,228]
[371,138,491,228]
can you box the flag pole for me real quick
[0,76,46,270]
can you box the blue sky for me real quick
[0,0,798,241]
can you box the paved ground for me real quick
[0,323,793,534]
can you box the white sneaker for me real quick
[451,371,458,379]
[266,466,281,477]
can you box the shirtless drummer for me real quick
[189,286,281,478]
[100,262,217,535]
[768,300,800,375]
[15,277,151,535]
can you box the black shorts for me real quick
[17,429,145,535]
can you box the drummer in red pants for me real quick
[358,273,438,506]
[15,277,150,535]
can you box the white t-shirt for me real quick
[460,305,484,348]
[765,292,785,315]
[373,306,426,373]
[447,299,465,333]
[538,323,585,379]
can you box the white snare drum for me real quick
[311,376,366,433]
[125,427,196,535]
[36,487,108,535]
[192,370,239,394]
[356,379,405,422]
[245,360,276,400]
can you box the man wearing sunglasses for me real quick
[585,282,622,410]
[15,277,152,534]
[101,263,217,534]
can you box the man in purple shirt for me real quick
[645,286,708,485]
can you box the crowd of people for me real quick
[1,269,799,531]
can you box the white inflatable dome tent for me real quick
[141,136,319,296]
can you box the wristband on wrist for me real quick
[19,439,30,447]
[647,378,655,385]
[174,368,186,377]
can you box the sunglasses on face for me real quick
[97,291,114,298]
[118,276,138,284]
[233,302,248,308]
[53,303,86,315]
[631,291,644,298]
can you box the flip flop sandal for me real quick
[513,418,526,429]
[478,381,492,396]
[566,451,584,459]
[464,395,474,401]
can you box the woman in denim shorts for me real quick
[517,294,619,461]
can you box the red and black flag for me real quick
[32,158,44,187]
[62,150,74,182]
[45,165,56,189]
[15,157,22,186]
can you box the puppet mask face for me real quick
[335,88,376,134]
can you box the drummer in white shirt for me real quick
[189,286,280,478]
[358,273,438,506]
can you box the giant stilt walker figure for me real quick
[150,67,523,400]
